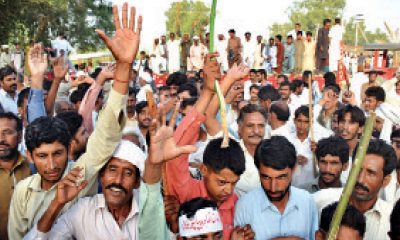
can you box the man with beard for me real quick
[299,136,349,193]
[135,101,153,154]
[8,4,142,238]
[0,66,18,115]
[337,105,365,183]
[234,136,318,239]
[313,139,397,240]
[0,112,31,240]
[25,114,197,239]
[56,112,89,161]
[126,87,137,127]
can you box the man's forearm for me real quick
[37,200,65,233]
[194,89,214,114]
[113,63,131,95]
[45,80,61,114]
[143,160,162,184]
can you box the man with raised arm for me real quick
[8,3,143,239]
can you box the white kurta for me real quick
[150,45,163,74]
[243,40,255,68]
[216,39,229,72]
[167,39,181,73]
[189,44,208,71]
[329,25,344,72]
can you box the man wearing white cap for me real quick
[189,36,208,71]
[136,71,153,103]
[25,119,198,239]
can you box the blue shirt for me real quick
[27,89,46,123]
[234,186,318,240]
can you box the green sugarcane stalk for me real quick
[214,80,229,148]
[327,112,376,240]
[208,0,217,52]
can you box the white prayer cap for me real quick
[179,207,223,237]
[193,35,200,40]
[112,140,146,175]
[76,70,86,78]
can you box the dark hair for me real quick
[290,79,304,92]
[390,199,400,238]
[158,86,171,93]
[270,101,290,121]
[320,202,366,237]
[17,87,30,108]
[0,66,16,81]
[352,139,397,176]
[296,31,303,36]
[244,32,251,36]
[166,72,188,87]
[287,35,293,40]
[391,128,400,140]
[302,70,312,80]
[306,31,312,37]
[323,18,331,25]
[203,138,245,176]
[337,105,366,127]
[25,116,71,153]
[249,84,260,92]
[279,80,291,89]
[365,86,386,102]
[335,18,341,24]
[56,112,83,138]
[177,83,198,97]
[249,69,257,74]
[69,87,88,104]
[275,34,282,42]
[0,112,22,132]
[277,74,289,82]
[128,87,137,97]
[257,69,266,76]
[294,105,309,119]
[237,104,268,124]
[323,84,340,95]
[135,101,148,115]
[316,136,349,164]
[254,136,297,169]
[323,72,336,86]
[258,85,280,102]
[90,67,102,79]
[179,197,218,219]
[228,29,236,34]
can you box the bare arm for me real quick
[45,57,68,115]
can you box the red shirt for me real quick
[166,108,237,239]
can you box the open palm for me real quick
[96,3,142,64]
[28,44,48,77]
[149,124,197,165]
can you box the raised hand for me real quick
[52,56,68,81]
[148,118,197,165]
[203,52,221,92]
[95,3,142,64]
[231,225,255,240]
[28,43,48,88]
[54,167,87,206]
[98,64,116,82]
[226,63,250,82]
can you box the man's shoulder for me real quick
[291,186,314,201]
[297,179,318,193]
[237,186,264,206]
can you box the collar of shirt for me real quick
[260,186,300,214]
[0,88,17,101]
[365,198,387,217]
[94,193,140,221]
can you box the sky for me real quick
[111,0,400,51]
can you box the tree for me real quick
[269,0,345,37]
[343,17,388,46]
[165,0,210,36]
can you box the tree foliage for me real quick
[343,17,388,46]
[1,0,113,52]
[165,0,210,36]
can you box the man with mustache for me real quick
[0,66,18,115]
[299,136,349,193]
[0,112,31,240]
[24,116,196,239]
[235,136,318,240]
[313,139,397,240]
[8,3,143,239]
[337,105,366,183]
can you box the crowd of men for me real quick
[1,3,400,240]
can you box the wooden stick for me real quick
[307,75,318,177]
[327,112,376,240]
